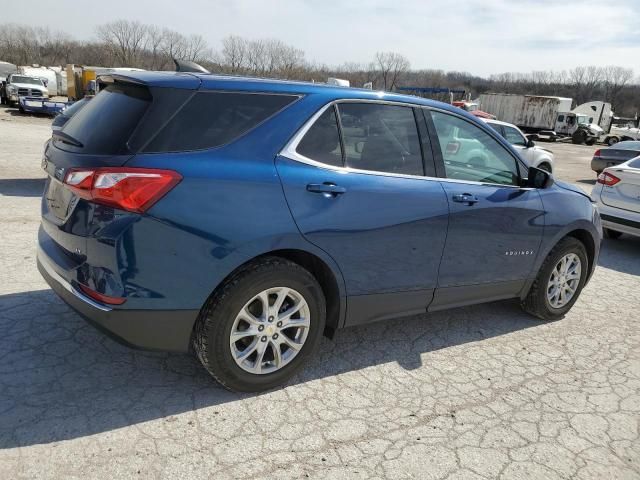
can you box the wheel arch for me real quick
[263,248,345,336]
[195,246,346,340]
[537,160,552,172]
[565,228,596,276]
[521,224,599,299]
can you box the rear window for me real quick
[142,92,298,152]
[628,157,640,168]
[612,141,640,151]
[59,83,151,155]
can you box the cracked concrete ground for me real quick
[1,107,639,479]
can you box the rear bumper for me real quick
[37,246,199,352]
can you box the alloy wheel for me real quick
[229,287,311,374]
[547,253,582,308]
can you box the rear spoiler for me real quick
[96,72,202,90]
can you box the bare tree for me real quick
[374,51,410,90]
[569,66,604,104]
[96,20,149,66]
[221,35,247,73]
[184,34,209,62]
[602,65,634,110]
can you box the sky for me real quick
[11,0,640,77]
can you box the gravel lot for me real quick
[1,106,639,480]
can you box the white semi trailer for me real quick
[479,93,603,145]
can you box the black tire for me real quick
[193,257,326,392]
[571,130,587,145]
[603,228,623,239]
[538,162,552,173]
[585,138,596,146]
[522,237,589,321]
[607,137,619,146]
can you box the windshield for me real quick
[577,115,589,125]
[11,75,43,86]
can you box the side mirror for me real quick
[355,141,365,154]
[525,166,554,189]
[526,138,536,148]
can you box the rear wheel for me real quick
[522,237,588,320]
[193,257,326,392]
[607,136,619,146]
[603,228,623,239]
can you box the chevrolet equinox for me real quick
[38,72,602,391]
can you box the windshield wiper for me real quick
[52,131,84,148]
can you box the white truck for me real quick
[572,101,640,145]
[479,93,603,145]
[1,73,49,107]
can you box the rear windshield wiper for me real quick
[52,131,84,148]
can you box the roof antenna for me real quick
[173,58,210,73]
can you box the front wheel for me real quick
[193,257,326,392]
[522,237,588,320]
[607,137,619,146]
[585,138,596,146]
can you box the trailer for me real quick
[479,93,603,144]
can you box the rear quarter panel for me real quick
[121,94,348,312]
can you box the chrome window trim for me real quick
[279,99,533,190]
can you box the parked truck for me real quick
[479,93,603,145]
[572,101,640,145]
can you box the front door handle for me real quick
[307,183,346,197]
[452,193,479,205]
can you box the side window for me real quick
[143,92,298,152]
[337,103,423,176]
[430,111,520,186]
[502,126,527,146]
[296,107,343,167]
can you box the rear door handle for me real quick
[306,183,346,196]
[452,193,479,205]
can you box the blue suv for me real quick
[38,72,601,391]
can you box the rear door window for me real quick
[296,107,343,167]
[59,83,151,155]
[337,103,423,176]
[143,92,298,152]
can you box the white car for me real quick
[593,157,640,239]
[482,118,555,173]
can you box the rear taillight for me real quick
[78,284,126,305]
[597,171,620,186]
[593,149,601,158]
[64,167,182,213]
